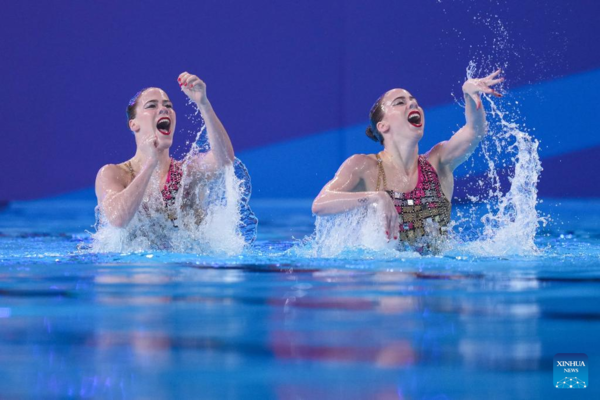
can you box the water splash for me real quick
[455,62,546,256]
[295,61,545,258]
[90,105,257,255]
[289,206,418,259]
[179,115,258,245]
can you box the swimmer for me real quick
[312,70,504,244]
[95,72,235,228]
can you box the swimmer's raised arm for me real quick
[95,134,163,228]
[430,69,504,171]
[312,155,399,239]
[178,72,235,172]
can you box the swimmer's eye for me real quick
[393,101,405,106]
[145,102,172,109]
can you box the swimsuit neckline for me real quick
[376,153,423,194]
[124,158,175,192]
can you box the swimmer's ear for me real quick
[377,121,390,134]
[128,119,139,133]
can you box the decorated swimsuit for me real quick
[125,158,183,226]
[375,154,451,244]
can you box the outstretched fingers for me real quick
[480,85,503,98]
[485,78,504,98]
[488,77,505,86]
[486,68,502,80]
[484,70,504,97]
[480,73,504,98]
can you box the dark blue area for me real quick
[2,0,600,200]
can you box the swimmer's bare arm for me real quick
[312,155,399,239]
[95,158,158,228]
[95,129,165,228]
[179,72,234,175]
[431,69,504,171]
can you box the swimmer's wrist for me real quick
[142,158,159,170]
[369,191,385,206]
[196,97,211,110]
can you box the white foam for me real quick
[290,205,418,259]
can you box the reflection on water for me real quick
[1,260,598,399]
[1,198,600,398]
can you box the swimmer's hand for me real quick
[462,69,504,110]
[373,192,400,241]
[139,132,166,167]
[178,72,207,106]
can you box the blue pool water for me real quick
[1,192,599,399]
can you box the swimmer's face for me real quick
[377,88,425,142]
[129,88,176,146]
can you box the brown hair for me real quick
[126,88,149,127]
[366,93,386,145]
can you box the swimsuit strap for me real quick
[375,153,388,191]
[124,161,135,180]
[419,156,444,197]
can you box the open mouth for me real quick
[157,117,172,135]
[408,111,423,127]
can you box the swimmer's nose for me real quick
[159,108,169,115]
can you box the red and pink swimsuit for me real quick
[160,159,183,225]
[376,154,451,243]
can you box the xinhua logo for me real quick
[554,353,588,389]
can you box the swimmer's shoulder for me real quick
[327,155,378,193]
[340,153,378,169]
[337,153,379,177]
[96,162,132,190]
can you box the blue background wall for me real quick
[2,0,599,201]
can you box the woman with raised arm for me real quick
[312,70,503,246]
[95,72,236,232]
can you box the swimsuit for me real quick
[375,154,451,243]
[125,159,183,226]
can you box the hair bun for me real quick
[365,126,378,142]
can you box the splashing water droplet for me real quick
[457,62,547,256]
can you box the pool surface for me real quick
[1,193,599,399]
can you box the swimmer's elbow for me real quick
[210,151,234,169]
[312,198,324,215]
[112,219,129,229]
[102,205,131,228]
[99,196,130,228]
[222,157,234,167]
[219,147,235,166]
[312,196,333,216]
[106,214,130,229]
[311,203,321,215]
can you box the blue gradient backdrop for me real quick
[2,0,599,201]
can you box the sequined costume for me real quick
[125,158,183,225]
[375,154,451,243]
